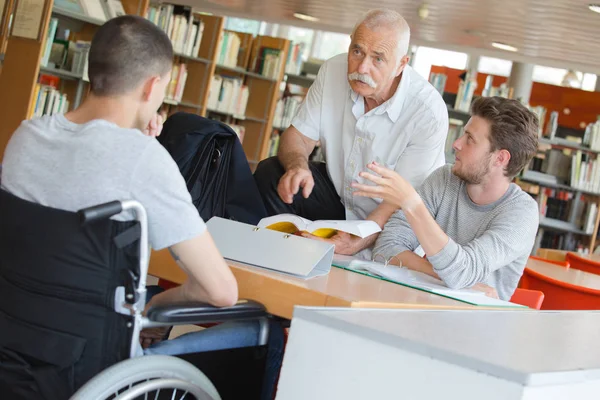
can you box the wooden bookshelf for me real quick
[153,9,290,169]
[0,0,14,57]
[0,0,147,162]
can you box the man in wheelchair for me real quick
[0,15,283,400]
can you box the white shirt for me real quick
[292,53,449,221]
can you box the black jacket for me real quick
[158,112,267,225]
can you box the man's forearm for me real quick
[278,126,315,170]
[351,202,399,254]
[403,200,449,257]
[391,250,440,279]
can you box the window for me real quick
[478,56,512,77]
[532,65,581,87]
[412,47,468,79]
[224,17,261,35]
[312,31,351,61]
[582,73,598,92]
[287,26,315,61]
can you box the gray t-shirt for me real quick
[1,114,205,250]
[374,164,539,300]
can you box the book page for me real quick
[309,219,381,238]
[258,214,312,233]
[12,0,45,40]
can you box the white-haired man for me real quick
[254,9,449,257]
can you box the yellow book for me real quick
[258,214,381,239]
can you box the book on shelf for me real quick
[206,75,249,118]
[229,124,245,143]
[258,214,381,239]
[266,131,280,157]
[165,63,188,103]
[217,31,241,68]
[41,18,59,68]
[272,95,302,129]
[570,150,600,193]
[252,47,284,79]
[428,72,447,95]
[29,82,70,119]
[584,120,600,151]
[146,4,204,58]
[284,42,305,75]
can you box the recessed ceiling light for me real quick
[293,12,319,22]
[589,4,600,13]
[491,42,518,52]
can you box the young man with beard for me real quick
[353,96,540,301]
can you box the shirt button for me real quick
[357,137,363,144]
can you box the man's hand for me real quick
[300,231,364,255]
[352,162,421,211]
[139,326,171,349]
[471,283,499,299]
[143,113,164,138]
[277,167,314,204]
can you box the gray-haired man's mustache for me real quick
[348,72,377,88]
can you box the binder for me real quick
[206,217,334,279]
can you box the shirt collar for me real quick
[348,65,413,123]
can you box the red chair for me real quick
[519,267,600,310]
[566,252,600,275]
[509,288,544,310]
[529,255,570,268]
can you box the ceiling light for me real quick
[293,12,319,22]
[589,4,600,13]
[491,42,518,52]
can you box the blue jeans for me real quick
[142,286,284,400]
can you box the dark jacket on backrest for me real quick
[158,112,267,225]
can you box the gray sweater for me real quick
[373,165,539,300]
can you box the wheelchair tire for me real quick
[70,355,221,400]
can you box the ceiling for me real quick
[181,0,600,75]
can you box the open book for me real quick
[257,214,381,239]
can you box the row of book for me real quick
[428,73,447,96]
[206,75,250,118]
[41,18,90,79]
[272,96,302,129]
[536,229,589,254]
[146,4,204,58]
[584,120,600,151]
[250,47,285,80]
[284,43,305,76]
[217,31,241,68]
[165,63,188,103]
[29,83,70,118]
[570,151,600,193]
[537,189,573,221]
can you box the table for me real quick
[148,249,486,319]
[526,258,600,291]
[276,307,600,399]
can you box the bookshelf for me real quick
[0,0,14,58]
[146,6,291,168]
[0,0,148,162]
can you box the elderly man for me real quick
[254,8,448,257]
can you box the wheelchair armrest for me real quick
[146,299,267,325]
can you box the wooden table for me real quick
[149,249,486,319]
[526,258,600,291]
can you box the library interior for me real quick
[1,0,600,399]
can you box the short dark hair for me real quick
[471,96,539,178]
[88,15,173,96]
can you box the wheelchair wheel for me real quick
[70,355,221,400]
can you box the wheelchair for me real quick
[0,189,270,400]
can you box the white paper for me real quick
[332,255,524,308]
[12,0,44,40]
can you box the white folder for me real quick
[206,217,334,279]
